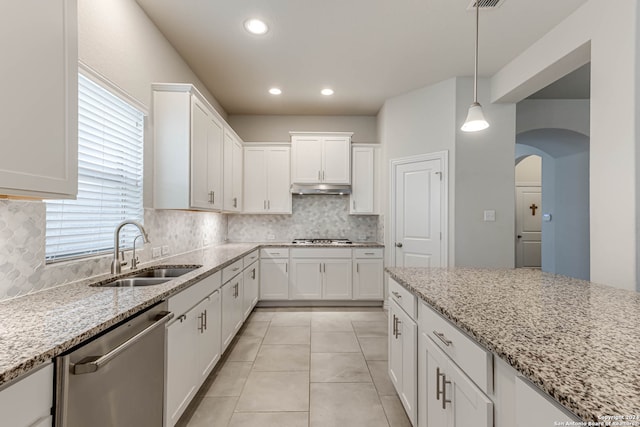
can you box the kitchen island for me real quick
[386,267,640,423]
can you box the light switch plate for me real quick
[483,210,496,222]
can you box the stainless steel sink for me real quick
[102,278,172,287]
[129,267,200,278]
[93,265,202,287]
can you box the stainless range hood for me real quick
[291,183,352,195]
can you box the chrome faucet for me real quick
[130,234,145,270]
[111,220,150,274]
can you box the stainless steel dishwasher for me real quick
[55,301,173,427]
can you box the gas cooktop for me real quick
[291,238,353,245]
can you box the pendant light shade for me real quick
[461,1,489,132]
[461,102,489,132]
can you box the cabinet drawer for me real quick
[222,259,244,283]
[354,248,383,258]
[389,278,417,319]
[168,271,221,316]
[243,250,259,267]
[260,248,289,259]
[419,300,493,393]
[290,248,351,258]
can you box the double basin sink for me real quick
[92,266,202,288]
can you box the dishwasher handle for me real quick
[71,310,173,375]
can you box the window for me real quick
[45,72,145,262]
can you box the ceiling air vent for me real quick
[467,0,505,10]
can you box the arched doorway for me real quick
[515,129,590,280]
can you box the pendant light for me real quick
[461,0,489,132]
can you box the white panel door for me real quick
[290,259,323,299]
[322,259,353,299]
[260,259,289,300]
[353,259,383,299]
[350,146,375,214]
[322,137,351,184]
[207,114,224,210]
[292,137,322,183]
[516,187,542,268]
[244,148,267,212]
[196,291,221,382]
[190,97,210,209]
[266,147,292,213]
[394,158,443,267]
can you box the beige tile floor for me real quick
[177,307,411,427]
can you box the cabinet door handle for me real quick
[442,376,452,409]
[264,200,267,210]
[356,263,359,273]
[319,264,322,273]
[322,170,325,181]
[392,291,402,299]
[233,197,237,208]
[251,268,256,279]
[392,315,397,336]
[318,170,321,181]
[436,367,443,401]
[285,263,288,273]
[433,331,453,347]
[267,200,270,209]
[197,313,204,333]
[203,309,208,331]
[395,318,402,338]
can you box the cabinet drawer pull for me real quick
[178,314,187,323]
[392,291,402,299]
[364,252,375,255]
[232,267,240,271]
[433,331,452,346]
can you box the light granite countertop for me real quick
[385,267,640,422]
[0,241,383,388]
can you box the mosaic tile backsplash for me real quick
[0,200,227,301]
[228,195,380,243]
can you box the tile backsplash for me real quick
[228,195,380,243]
[0,195,380,301]
[0,200,227,301]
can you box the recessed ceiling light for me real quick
[244,19,268,35]
[269,88,282,95]
[321,88,334,96]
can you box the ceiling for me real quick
[135,0,589,116]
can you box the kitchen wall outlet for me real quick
[161,245,170,255]
[152,247,161,258]
[483,210,496,222]
[267,234,275,240]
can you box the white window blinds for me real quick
[45,73,144,262]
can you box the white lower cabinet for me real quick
[166,272,222,427]
[221,274,244,350]
[514,375,580,427]
[260,249,290,300]
[290,248,352,300]
[243,261,259,319]
[422,335,493,427]
[353,249,384,299]
[389,299,418,425]
[0,363,53,427]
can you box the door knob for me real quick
[517,235,522,239]
[395,242,403,248]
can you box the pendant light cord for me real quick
[474,0,479,103]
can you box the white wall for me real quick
[492,0,639,291]
[515,155,541,185]
[517,99,590,136]
[228,115,377,143]
[454,78,516,268]
[377,78,457,267]
[377,77,516,269]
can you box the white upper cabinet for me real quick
[0,0,78,198]
[153,84,223,211]
[350,145,379,215]
[290,132,352,184]
[223,128,243,212]
[243,145,291,214]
